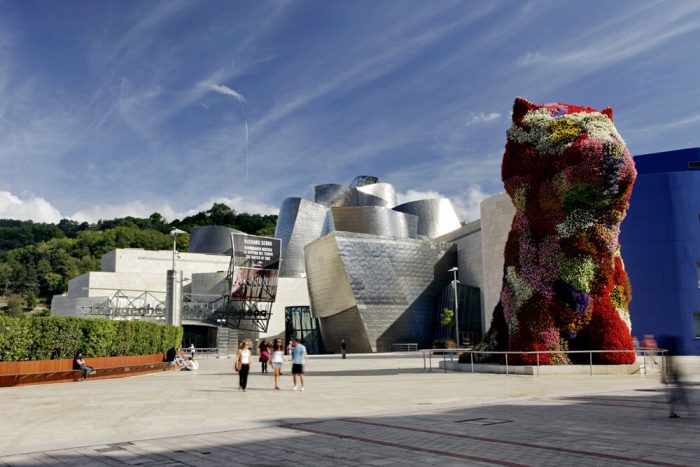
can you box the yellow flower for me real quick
[548,119,582,146]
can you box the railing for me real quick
[422,348,668,376]
[179,347,220,359]
[392,343,418,352]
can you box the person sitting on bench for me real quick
[73,352,93,381]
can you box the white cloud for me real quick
[0,191,62,223]
[452,185,491,222]
[208,83,246,103]
[397,189,443,204]
[397,186,491,222]
[0,191,278,225]
[69,201,170,224]
[68,196,278,224]
[465,112,501,126]
[179,196,278,218]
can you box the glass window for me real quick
[695,312,700,338]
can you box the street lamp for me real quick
[448,266,459,347]
[170,228,186,271]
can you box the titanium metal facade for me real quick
[275,197,329,277]
[304,232,456,352]
[393,198,462,238]
[276,175,465,353]
[188,225,243,255]
[329,206,418,238]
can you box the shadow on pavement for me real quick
[3,388,698,466]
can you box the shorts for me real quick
[292,363,304,375]
[271,362,283,369]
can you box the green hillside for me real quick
[0,203,277,314]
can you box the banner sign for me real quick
[231,234,281,270]
[231,267,278,302]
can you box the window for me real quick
[689,161,700,169]
[695,312,700,338]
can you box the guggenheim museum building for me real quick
[52,148,700,355]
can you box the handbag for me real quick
[235,357,242,372]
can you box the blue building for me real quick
[620,147,700,355]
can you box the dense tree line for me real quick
[0,203,277,308]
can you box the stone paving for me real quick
[1,354,698,466]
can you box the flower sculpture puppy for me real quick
[482,97,636,364]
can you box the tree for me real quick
[5,294,23,317]
[207,203,236,226]
[0,262,11,297]
[25,290,37,310]
[441,308,455,327]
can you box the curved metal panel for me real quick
[304,233,357,319]
[393,198,461,238]
[357,182,398,208]
[330,206,417,238]
[274,197,328,277]
[313,183,397,208]
[313,184,349,206]
[188,226,242,255]
[304,231,457,352]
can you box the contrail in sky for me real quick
[209,83,249,183]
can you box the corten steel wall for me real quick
[275,197,329,277]
[0,354,166,387]
[304,231,456,353]
[393,198,462,238]
[619,148,700,355]
[330,206,418,238]
[188,225,243,255]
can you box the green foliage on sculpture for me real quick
[479,98,636,365]
[0,316,183,361]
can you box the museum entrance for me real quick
[433,283,482,346]
[182,324,218,349]
[285,306,325,354]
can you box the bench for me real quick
[2,362,173,387]
[392,343,418,352]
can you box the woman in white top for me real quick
[271,339,285,390]
[236,340,252,391]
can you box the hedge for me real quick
[0,316,183,362]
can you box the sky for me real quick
[0,0,699,224]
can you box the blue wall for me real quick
[620,148,700,355]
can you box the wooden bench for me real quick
[0,356,173,387]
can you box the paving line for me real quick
[281,423,529,467]
[342,419,688,467]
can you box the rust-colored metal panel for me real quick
[0,354,167,387]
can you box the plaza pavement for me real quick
[1,353,698,466]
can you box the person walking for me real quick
[236,340,251,391]
[271,339,285,390]
[665,354,692,418]
[259,341,270,374]
[291,338,307,391]
[189,343,196,358]
[341,339,347,359]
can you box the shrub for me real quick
[0,316,182,361]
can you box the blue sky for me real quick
[1,0,699,223]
